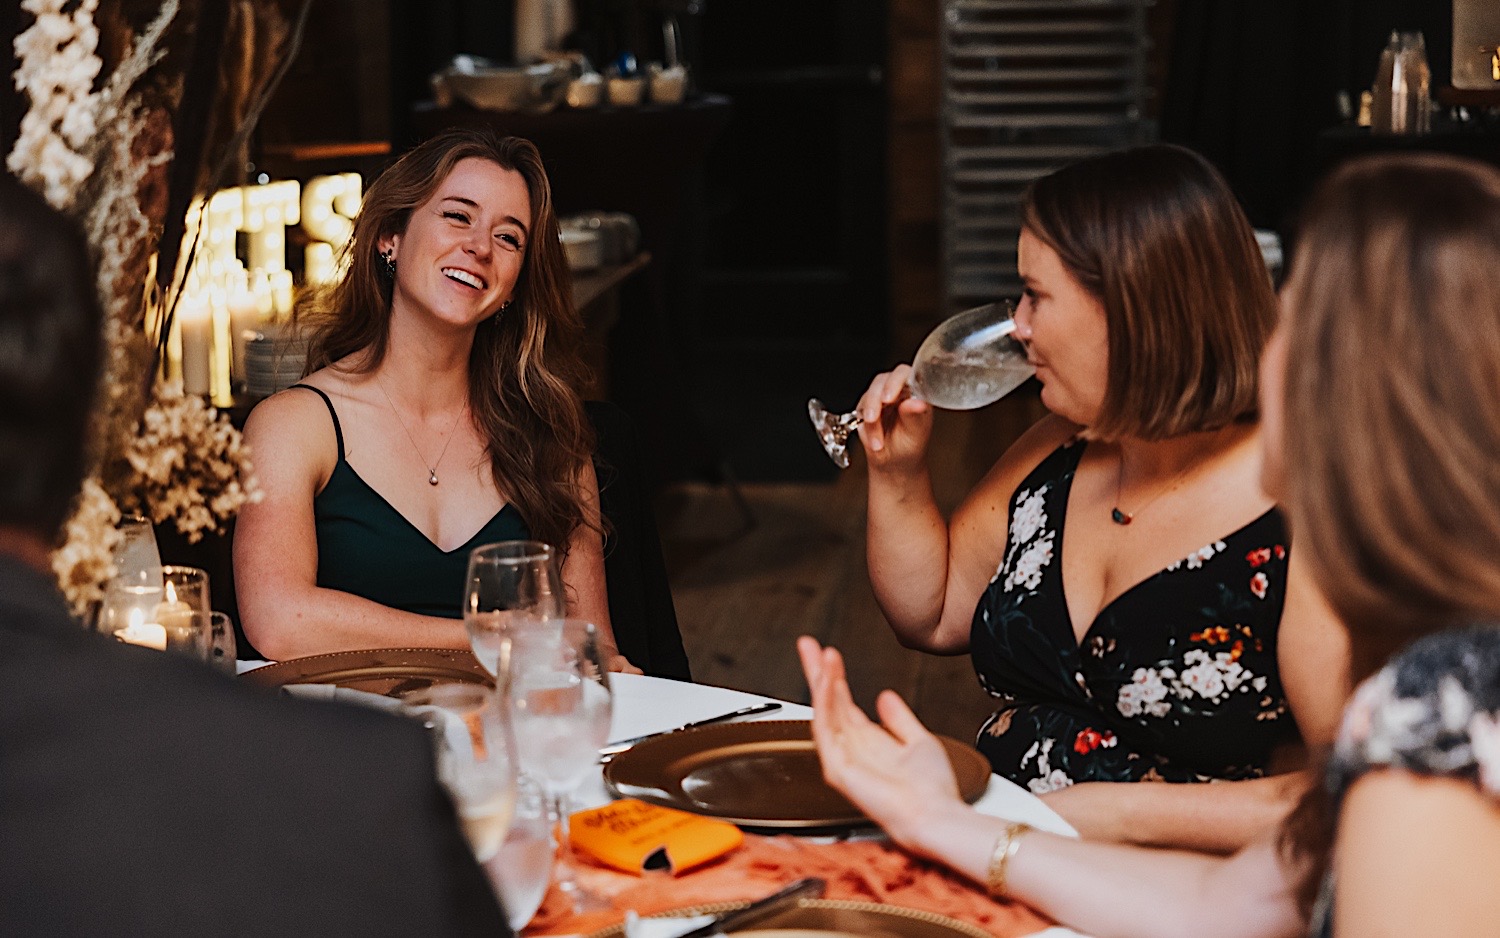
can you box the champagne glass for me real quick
[403,683,521,863]
[808,300,1034,468]
[506,619,612,911]
[464,540,565,676]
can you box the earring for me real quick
[380,251,396,279]
[493,299,511,323]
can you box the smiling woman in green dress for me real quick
[235,129,638,672]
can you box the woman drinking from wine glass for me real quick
[802,151,1500,937]
[856,144,1345,852]
[235,128,638,672]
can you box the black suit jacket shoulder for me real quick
[0,558,511,937]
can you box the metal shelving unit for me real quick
[940,0,1155,309]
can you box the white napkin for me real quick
[622,911,717,938]
[969,775,1079,838]
[279,683,475,759]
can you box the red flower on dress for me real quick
[1250,571,1269,599]
[1274,545,1287,560]
[1073,727,1117,754]
[1246,547,1273,568]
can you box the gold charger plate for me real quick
[603,720,989,830]
[587,898,991,938]
[239,647,493,698]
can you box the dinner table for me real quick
[239,661,1087,938]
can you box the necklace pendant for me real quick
[1110,507,1132,525]
[428,470,439,486]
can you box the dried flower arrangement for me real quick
[8,0,262,615]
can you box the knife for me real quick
[598,701,782,758]
[673,877,826,938]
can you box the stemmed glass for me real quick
[97,516,165,633]
[403,683,521,863]
[505,619,613,911]
[808,300,1034,468]
[464,540,565,676]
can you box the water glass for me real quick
[109,607,212,661]
[486,776,554,931]
[464,540,565,675]
[506,619,612,910]
[404,683,521,863]
[207,611,238,673]
[113,515,162,589]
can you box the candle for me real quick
[228,279,261,388]
[179,293,212,396]
[211,290,233,406]
[154,581,200,654]
[115,608,167,651]
[270,270,294,318]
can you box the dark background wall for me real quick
[2,0,1465,484]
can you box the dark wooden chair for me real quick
[586,400,692,680]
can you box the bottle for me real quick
[1372,31,1431,135]
[1397,32,1432,135]
[1371,32,1399,135]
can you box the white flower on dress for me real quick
[995,485,1050,585]
[1438,675,1476,733]
[1003,530,1055,593]
[1467,710,1500,796]
[1117,667,1172,718]
[1028,769,1073,795]
[1010,486,1048,546]
[1169,539,1229,572]
[1176,649,1251,703]
[1020,737,1074,794]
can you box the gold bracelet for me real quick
[985,821,1032,898]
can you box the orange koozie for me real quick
[569,799,744,875]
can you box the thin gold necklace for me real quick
[1110,449,1196,526]
[374,377,466,486]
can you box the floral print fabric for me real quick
[1327,623,1500,807]
[1310,624,1500,937]
[969,439,1295,792]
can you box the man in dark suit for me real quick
[0,177,513,934]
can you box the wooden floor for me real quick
[654,390,1048,742]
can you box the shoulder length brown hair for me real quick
[1021,143,1277,440]
[300,129,594,552]
[1277,152,1500,912]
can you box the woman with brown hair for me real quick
[235,129,638,671]
[803,151,1500,936]
[859,144,1335,849]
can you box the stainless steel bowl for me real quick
[430,56,571,113]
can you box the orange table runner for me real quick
[522,833,1053,937]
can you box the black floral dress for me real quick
[970,439,1295,792]
[1310,624,1500,936]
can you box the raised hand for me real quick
[796,636,963,848]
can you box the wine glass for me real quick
[114,515,163,588]
[464,541,565,676]
[505,619,612,911]
[486,776,553,931]
[403,683,521,863]
[808,300,1034,468]
[96,516,165,633]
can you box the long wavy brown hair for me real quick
[299,129,595,552]
[1022,144,1277,441]
[1276,152,1500,913]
